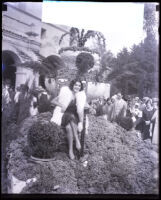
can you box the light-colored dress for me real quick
[151,109,159,145]
[111,99,127,121]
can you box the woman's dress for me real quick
[142,108,154,140]
[61,99,79,127]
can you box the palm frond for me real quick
[59,32,70,45]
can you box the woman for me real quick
[102,98,113,121]
[110,95,117,122]
[51,79,86,160]
[141,99,154,140]
[150,99,159,145]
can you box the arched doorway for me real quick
[2,50,20,89]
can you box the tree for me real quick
[143,3,158,37]
[142,3,159,96]
[94,51,115,83]
[106,3,159,98]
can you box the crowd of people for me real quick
[2,78,86,160]
[89,93,159,145]
[2,79,159,160]
[2,79,53,128]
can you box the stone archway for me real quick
[2,50,21,90]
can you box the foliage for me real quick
[6,113,158,194]
[27,121,65,158]
[106,36,158,97]
[143,3,158,36]
[59,27,106,57]
[95,51,115,82]
[103,4,159,97]
[42,55,65,72]
[75,52,94,75]
[58,46,100,56]
[101,51,116,70]
[18,55,65,79]
[59,27,106,48]
[58,27,108,82]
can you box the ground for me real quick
[4,112,159,194]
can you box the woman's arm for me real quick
[51,96,65,110]
[77,110,84,132]
[77,109,84,123]
[76,91,86,132]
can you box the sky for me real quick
[42,1,146,56]
[7,2,158,56]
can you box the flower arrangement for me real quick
[75,52,94,74]
[27,121,66,159]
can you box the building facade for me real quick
[2,2,69,90]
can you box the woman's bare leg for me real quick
[70,121,81,150]
[65,124,75,159]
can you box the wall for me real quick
[39,23,69,57]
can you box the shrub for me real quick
[27,121,67,159]
[75,52,94,74]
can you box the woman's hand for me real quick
[78,122,83,132]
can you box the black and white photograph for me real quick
[1,1,159,196]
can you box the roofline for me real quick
[43,23,68,33]
[6,3,68,33]
[6,3,42,21]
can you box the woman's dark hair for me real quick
[69,79,84,91]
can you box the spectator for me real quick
[130,102,143,131]
[37,86,52,113]
[110,95,117,122]
[2,80,12,131]
[29,91,39,116]
[140,97,149,111]
[95,97,106,116]
[102,98,113,121]
[141,99,154,140]
[2,80,12,109]
[113,93,127,122]
[16,84,31,124]
[14,86,21,104]
[126,96,133,117]
[150,98,159,145]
